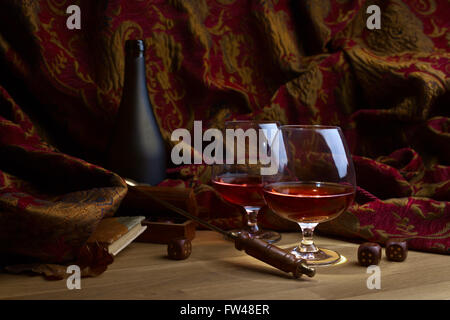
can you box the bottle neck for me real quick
[123,52,147,95]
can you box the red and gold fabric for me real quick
[0,0,448,271]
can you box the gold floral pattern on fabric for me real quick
[286,64,323,118]
[253,0,304,73]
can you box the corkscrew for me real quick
[125,179,315,279]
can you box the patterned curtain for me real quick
[0,0,448,270]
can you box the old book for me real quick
[87,216,147,256]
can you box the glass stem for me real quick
[244,206,260,234]
[298,222,319,253]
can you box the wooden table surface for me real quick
[0,231,449,300]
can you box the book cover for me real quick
[87,216,147,256]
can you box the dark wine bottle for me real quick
[106,39,166,185]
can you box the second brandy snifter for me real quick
[262,125,356,266]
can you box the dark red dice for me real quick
[167,238,192,260]
[358,242,382,266]
[386,239,408,262]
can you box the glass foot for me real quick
[226,229,281,243]
[288,246,341,266]
[251,229,282,243]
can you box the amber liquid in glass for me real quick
[263,182,355,223]
[212,174,265,207]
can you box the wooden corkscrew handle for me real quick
[234,233,315,278]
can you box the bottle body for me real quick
[107,40,166,185]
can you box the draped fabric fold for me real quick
[0,0,448,269]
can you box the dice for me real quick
[358,242,382,266]
[167,238,192,260]
[386,239,408,262]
